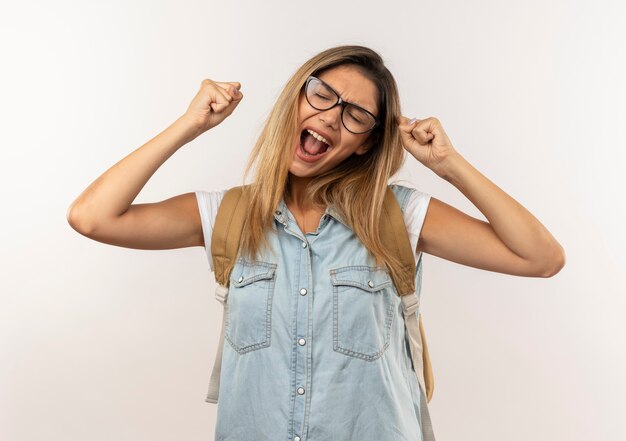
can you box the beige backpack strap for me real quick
[205,185,250,403]
[381,186,436,440]
[211,185,251,286]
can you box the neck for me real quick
[286,174,317,211]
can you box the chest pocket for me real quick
[330,265,396,361]
[225,258,277,354]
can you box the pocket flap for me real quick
[231,259,277,288]
[330,266,393,292]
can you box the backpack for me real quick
[205,185,435,431]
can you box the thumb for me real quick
[397,115,420,131]
[397,115,418,144]
[225,82,243,100]
[221,91,244,117]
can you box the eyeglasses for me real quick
[303,75,380,134]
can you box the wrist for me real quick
[176,114,204,143]
[438,151,468,183]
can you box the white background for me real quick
[1,0,625,440]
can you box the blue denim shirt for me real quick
[196,184,432,441]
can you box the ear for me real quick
[355,132,379,155]
[355,142,371,155]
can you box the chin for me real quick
[288,166,315,178]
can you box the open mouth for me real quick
[299,129,333,158]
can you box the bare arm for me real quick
[67,115,199,233]
[400,116,565,278]
[422,153,565,278]
[67,79,243,249]
[416,189,565,278]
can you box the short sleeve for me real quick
[195,189,228,272]
[403,188,432,261]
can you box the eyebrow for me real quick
[319,77,377,116]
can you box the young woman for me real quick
[67,45,565,441]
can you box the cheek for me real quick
[298,106,316,123]
[297,95,323,123]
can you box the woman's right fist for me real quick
[184,79,243,133]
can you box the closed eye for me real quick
[315,93,333,101]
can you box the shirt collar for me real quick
[273,198,349,229]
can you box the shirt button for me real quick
[275,210,282,215]
[238,276,244,283]
[297,387,305,395]
[298,338,306,346]
[368,280,374,288]
[301,241,307,248]
[294,437,301,441]
[300,288,307,296]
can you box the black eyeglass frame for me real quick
[303,75,381,135]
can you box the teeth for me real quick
[306,129,330,146]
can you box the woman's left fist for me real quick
[396,116,458,177]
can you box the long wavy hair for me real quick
[238,45,410,289]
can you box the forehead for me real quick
[316,65,378,115]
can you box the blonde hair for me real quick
[239,45,411,289]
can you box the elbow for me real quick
[540,244,566,277]
[66,203,95,236]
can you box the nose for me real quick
[318,104,342,129]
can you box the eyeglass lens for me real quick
[306,78,376,134]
